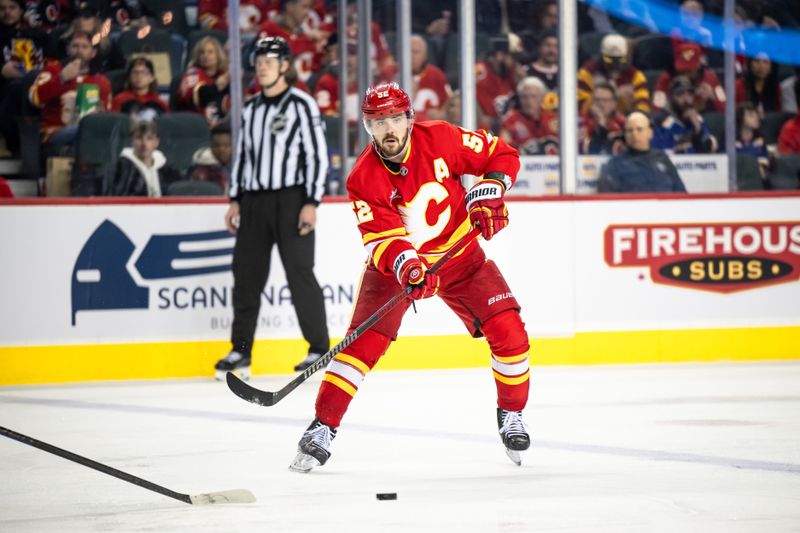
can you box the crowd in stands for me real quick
[0,0,798,197]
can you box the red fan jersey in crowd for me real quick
[256,21,321,83]
[198,0,269,31]
[499,109,559,155]
[652,69,726,113]
[476,61,515,126]
[412,64,451,120]
[313,74,357,121]
[29,60,111,140]
[176,66,229,126]
[265,0,331,34]
[343,22,397,81]
[777,114,800,154]
[348,120,519,273]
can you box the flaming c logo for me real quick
[604,222,800,293]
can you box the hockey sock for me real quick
[315,329,392,427]
[482,310,530,412]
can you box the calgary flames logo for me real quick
[604,222,800,293]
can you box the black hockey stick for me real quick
[0,425,256,505]
[227,226,482,407]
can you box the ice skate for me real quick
[497,408,530,466]
[293,351,324,372]
[214,351,251,381]
[289,418,337,473]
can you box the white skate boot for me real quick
[289,418,337,473]
[497,408,530,466]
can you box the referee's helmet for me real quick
[250,36,292,67]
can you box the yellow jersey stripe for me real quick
[493,369,530,386]
[493,352,529,364]
[322,373,357,396]
[334,353,370,374]
[362,227,407,245]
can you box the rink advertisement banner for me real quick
[0,194,799,382]
[511,154,729,195]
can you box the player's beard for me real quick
[378,131,408,158]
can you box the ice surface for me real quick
[1,362,799,532]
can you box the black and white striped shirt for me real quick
[230,86,328,204]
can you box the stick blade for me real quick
[226,372,279,406]
[189,489,256,505]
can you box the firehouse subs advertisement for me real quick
[0,195,798,377]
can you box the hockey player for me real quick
[290,82,531,472]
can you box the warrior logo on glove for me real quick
[466,173,511,240]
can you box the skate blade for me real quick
[289,452,321,473]
[505,448,523,466]
[215,367,250,382]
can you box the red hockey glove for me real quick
[394,250,439,300]
[465,178,508,240]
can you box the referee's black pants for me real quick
[230,186,329,358]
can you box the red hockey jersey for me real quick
[412,64,451,117]
[347,120,519,275]
[176,66,230,126]
[499,109,559,155]
[29,60,111,140]
[256,21,321,83]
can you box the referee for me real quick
[215,37,330,379]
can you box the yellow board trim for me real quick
[322,373,356,397]
[1,326,799,385]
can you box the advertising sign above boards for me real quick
[1,195,799,351]
[511,154,729,195]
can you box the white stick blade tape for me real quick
[190,489,257,505]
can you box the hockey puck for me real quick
[376,493,397,501]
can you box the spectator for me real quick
[409,34,450,122]
[313,34,357,121]
[342,3,397,82]
[780,67,798,113]
[57,3,111,69]
[476,36,517,131]
[672,0,713,47]
[0,0,52,155]
[598,111,687,193]
[578,34,650,116]
[579,82,626,155]
[652,75,718,154]
[199,0,269,33]
[177,36,229,127]
[29,30,111,153]
[444,88,461,126]
[111,57,168,121]
[736,102,770,179]
[735,54,782,116]
[21,0,70,31]
[524,29,558,111]
[187,121,232,192]
[777,78,800,154]
[106,120,181,196]
[499,76,559,155]
[0,174,13,196]
[652,41,725,113]
[256,0,323,84]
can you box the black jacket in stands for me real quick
[230,86,328,205]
